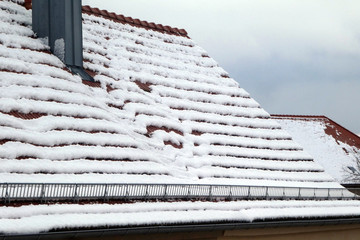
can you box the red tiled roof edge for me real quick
[19,1,189,37]
[271,114,360,148]
[82,5,189,38]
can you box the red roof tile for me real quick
[24,0,31,9]
[115,14,126,22]
[133,18,141,26]
[124,16,134,24]
[2,111,46,120]
[155,24,165,31]
[99,9,109,17]
[90,7,101,16]
[78,10,191,37]
[107,12,117,19]
[148,22,157,29]
[146,125,183,136]
[140,20,149,28]
[134,80,152,93]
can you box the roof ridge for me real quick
[17,1,189,37]
[271,114,327,119]
[81,5,189,38]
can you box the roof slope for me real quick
[0,0,335,188]
[1,0,360,235]
[272,115,360,183]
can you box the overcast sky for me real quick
[83,0,360,134]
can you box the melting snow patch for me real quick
[54,38,65,62]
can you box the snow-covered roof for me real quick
[272,115,360,184]
[1,0,360,235]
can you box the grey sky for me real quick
[83,0,360,134]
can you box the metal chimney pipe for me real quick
[32,0,93,81]
[32,0,83,67]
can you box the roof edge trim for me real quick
[2,218,360,240]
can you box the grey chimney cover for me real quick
[32,0,94,81]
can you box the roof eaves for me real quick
[2,218,360,240]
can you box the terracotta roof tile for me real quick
[24,0,32,9]
[107,12,117,19]
[2,111,46,120]
[148,22,157,29]
[178,28,188,36]
[169,27,179,34]
[99,9,109,17]
[134,80,152,92]
[163,25,172,32]
[81,5,92,12]
[0,139,9,145]
[140,20,149,28]
[82,79,101,88]
[133,18,141,26]
[19,3,192,43]
[155,24,165,31]
[116,14,126,22]
[147,125,183,136]
[90,7,101,16]
[82,5,189,37]
[124,16,134,24]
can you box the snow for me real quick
[1,200,360,234]
[54,38,65,62]
[0,0,359,233]
[275,118,360,183]
[0,0,344,186]
[0,0,341,187]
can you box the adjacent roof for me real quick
[1,0,360,236]
[272,115,360,183]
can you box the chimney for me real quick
[32,0,93,81]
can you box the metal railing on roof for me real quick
[1,183,359,204]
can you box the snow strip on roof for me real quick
[2,200,360,234]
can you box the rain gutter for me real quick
[2,218,360,240]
